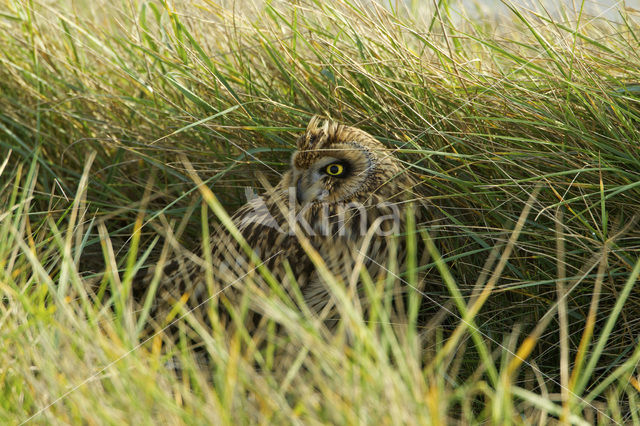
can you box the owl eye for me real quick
[325,163,346,176]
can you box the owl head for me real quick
[289,117,410,205]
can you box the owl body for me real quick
[152,118,430,323]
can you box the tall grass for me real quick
[1,0,639,423]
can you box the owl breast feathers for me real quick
[152,117,433,320]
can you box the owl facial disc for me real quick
[292,149,374,205]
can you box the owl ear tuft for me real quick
[298,116,344,150]
[306,115,324,134]
[297,115,324,149]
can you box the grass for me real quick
[1,0,640,423]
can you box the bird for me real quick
[144,116,435,331]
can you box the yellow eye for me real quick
[325,163,344,176]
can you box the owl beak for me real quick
[296,178,304,204]
[296,174,326,204]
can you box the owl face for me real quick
[289,117,403,205]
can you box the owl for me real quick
[148,117,434,329]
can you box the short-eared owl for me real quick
[149,117,431,324]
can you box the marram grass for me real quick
[1,0,640,423]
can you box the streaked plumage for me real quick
[147,117,433,327]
